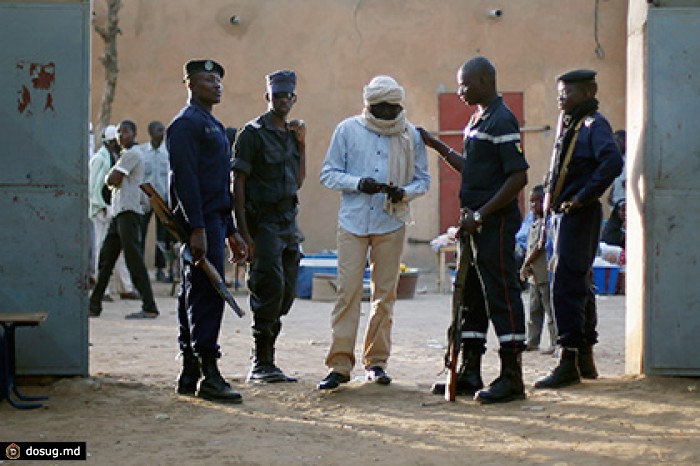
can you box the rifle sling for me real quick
[551,118,586,206]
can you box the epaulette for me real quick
[584,116,596,128]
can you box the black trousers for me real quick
[177,215,227,358]
[551,201,602,348]
[140,210,171,269]
[247,218,300,343]
[461,205,526,352]
[89,211,157,313]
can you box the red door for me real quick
[437,92,524,233]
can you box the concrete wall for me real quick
[90,0,627,269]
[626,0,700,375]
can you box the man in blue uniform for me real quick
[534,69,623,389]
[420,56,529,404]
[233,70,306,384]
[167,59,248,403]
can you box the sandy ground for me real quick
[4,275,700,465]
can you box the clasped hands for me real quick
[357,177,405,203]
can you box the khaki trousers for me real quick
[325,225,405,375]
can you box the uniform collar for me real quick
[188,98,213,115]
[261,111,288,132]
[477,95,503,122]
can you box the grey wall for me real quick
[0,0,90,375]
[627,1,700,375]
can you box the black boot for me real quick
[578,345,598,379]
[431,347,484,396]
[176,347,201,396]
[533,347,581,389]
[246,338,296,383]
[197,356,243,403]
[474,348,526,404]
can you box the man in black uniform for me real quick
[233,70,306,383]
[534,69,622,389]
[167,59,248,403]
[420,56,529,404]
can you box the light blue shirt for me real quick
[320,116,430,236]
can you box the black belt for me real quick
[256,197,297,214]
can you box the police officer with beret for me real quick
[534,69,623,389]
[167,59,248,403]
[233,70,306,384]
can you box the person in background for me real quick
[139,120,173,283]
[520,185,557,355]
[608,130,626,208]
[89,120,160,319]
[318,75,430,390]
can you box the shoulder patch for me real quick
[585,116,596,127]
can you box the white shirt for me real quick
[109,146,146,216]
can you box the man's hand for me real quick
[385,184,406,203]
[227,232,248,263]
[560,197,583,214]
[520,265,532,283]
[190,228,207,263]
[358,177,383,195]
[289,119,306,146]
[457,209,482,236]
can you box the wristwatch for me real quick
[472,210,483,224]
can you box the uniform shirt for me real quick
[232,112,301,205]
[167,99,235,236]
[460,96,529,210]
[88,145,114,219]
[555,112,623,208]
[320,116,430,236]
[110,146,146,216]
[139,141,170,199]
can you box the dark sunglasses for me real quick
[272,91,296,100]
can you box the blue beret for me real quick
[557,69,596,84]
[266,70,296,94]
[183,59,225,81]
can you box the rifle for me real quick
[538,111,565,250]
[139,183,245,318]
[444,209,473,402]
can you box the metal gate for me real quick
[0,0,90,375]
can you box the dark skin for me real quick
[520,191,545,282]
[556,80,597,214]
[184,71,247,264]
[106,122,136,188]
[148,121,164,149]
[233,90,306,262]
[419,58,527,234]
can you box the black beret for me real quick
[557,69,596,84]
[183,59,225,81]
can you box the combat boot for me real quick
[578,345,599,379]
[176,347,201,396]
[246,338,296,383]
[197,356,243,404]
[533,347,581,389]
[431,347,484,396]
[475,348,526,404]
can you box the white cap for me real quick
[102,125,118,142]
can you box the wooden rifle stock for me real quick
[445,212,472,402]
[139,183,245,318]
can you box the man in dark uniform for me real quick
[420,56,529,404]
[232,70,306,384]
[534,69,623,389]
[167,59,248,403]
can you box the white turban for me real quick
[363,75,405,106]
